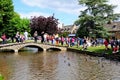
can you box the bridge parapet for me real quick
[0,42,67,53]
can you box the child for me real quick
[112,45,119,53]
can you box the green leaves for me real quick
[76,0,120,38]
[0,0,14,35]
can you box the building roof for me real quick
[104,22,120,32]
[61,24,78,33]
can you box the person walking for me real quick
[24,30,28,40]
[15,32,20,43]
[1,33,7,44]
[34,31,38,43]
[104,38,109,50]
[41,31,44,43]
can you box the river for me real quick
[0,47,120,80]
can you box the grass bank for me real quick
[68,45,120,61]
[69,45,112,54]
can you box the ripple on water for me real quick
[0,51,120,80]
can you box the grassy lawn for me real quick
[0,74,4,80]
[70,45,112,54]
[87,45,112,54]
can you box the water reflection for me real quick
[0,48,120,80]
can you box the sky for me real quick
[13,0,120,26]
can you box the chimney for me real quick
[62,23,64,28]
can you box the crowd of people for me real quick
[0,31,28,44]
[35,33,120,54]
[1,31,120,54]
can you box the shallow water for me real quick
[0,47,120,80]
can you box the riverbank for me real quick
[67,47,120,61]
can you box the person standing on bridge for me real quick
[24,30,28,41]
[34,31,38,43]
[41,31,45,43]
[15,32,20,43]
[1,33,7,44]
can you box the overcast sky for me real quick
[13,0,120,26]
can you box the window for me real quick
[112,25,116,29]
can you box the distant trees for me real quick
[0,0,58,39]
[0,0,30,38]
[30,16,59,36]
[75,0,120,38]
[8,12,30,37]
[0,0,14,35]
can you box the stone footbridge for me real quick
[0,42,67,53]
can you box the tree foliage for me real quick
[0,0,14,35]
[0,0,30,38]
[8,12,30,37]
[75,0,120,38]
[30,16,59,36]
[59,32,69,37]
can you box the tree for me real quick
[7,12,30,38]
[75,0,120,38]
[30,16,59,36]
[0,0,14,35]
[59,32,69,37]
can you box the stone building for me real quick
[60,24,78,34]
[105,21,120,39]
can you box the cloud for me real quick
[21,0,82,14]
[19,12,50,18]
[108,0,120,13]
[22,0,120,15]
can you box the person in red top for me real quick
[1,33,7,44]
[112,45,119,53]
[104,38,109,50]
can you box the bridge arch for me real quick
[17,44,45,52]
[19,45,44,52]
[0,43,67,53]
[47,48,61,51]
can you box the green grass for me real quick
[0,74,4,80]
[87,46,112,54]
[70,45,112,54]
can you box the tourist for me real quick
[71,37,75,47]
[24,30,28,40]
[1,33,7,44]
[104,38,109,50]
[44,33,47,44]
[110,37,115,50]
[15,32,20,43]
[41,31,44,43]
[56,37,59,45]
[82,38,88,50]
[61,36,64,46]
[20,34,25,42]
[112,45,119,53]
[34,31,38,43]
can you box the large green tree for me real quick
[0,0,14,35]
[0,0,30,38]
[75,0,120,38]
[8,12,30,37]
